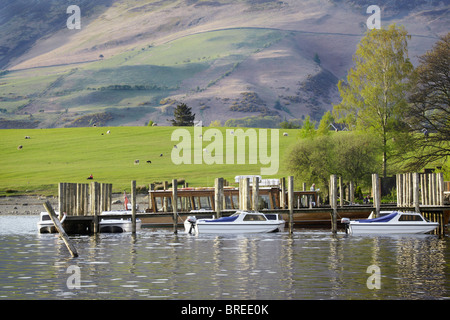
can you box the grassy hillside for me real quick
[0,125,299,195]
[1,0,445,129]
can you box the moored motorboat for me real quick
[99,211,142,233]
[184,211,285,234]
[37,211,66,233]
[341,211,439,235]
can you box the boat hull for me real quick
[196,222,282,234]
[349,222,439,234]
[184,211,285,234]
[99,220,142,233]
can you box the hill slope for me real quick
[0,0,448,128]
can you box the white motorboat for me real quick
[99,211,142,233]
[184,211,285,234]
[37,211,66,233]
[341,211,439,235]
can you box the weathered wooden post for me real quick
[437,172,444,206]
[252,176,260,211]
[372,174,380,217]
[172,179,178,234]
[215,178,224,218]
[330,175,337,233]
[239,178,250,211]
[349,181,355,205]
[339,176,343,207]
[131,180,137,234]
[288,176,294,234]
[44,201,78,258]
[163,181,169,212]
[413,173,420,212]
[280,177,286,209]
[91,181,100,233]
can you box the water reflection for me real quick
[0,215,449,300]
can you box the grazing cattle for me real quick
[24,136,31,139]
[17,145,23,150]
[160,153,163,157]
[134,160,140,165]
[283,132,288,136]
[106,130,111,134]
[146,160,152,164]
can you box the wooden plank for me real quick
[172,179,178,234]
[288,176,294,234]
[43,201,78,258]
[131,180,137,233]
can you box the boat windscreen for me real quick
[205,216,239,223]
[358,212,397,223]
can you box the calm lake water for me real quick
[0,215,449,301]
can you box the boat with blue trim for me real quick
[341,211,439,234]
[184,211,285,234]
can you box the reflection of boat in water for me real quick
[184,211,285,234]
[341,211,439,235]
[37,211,66,233]
[99,211,142,233]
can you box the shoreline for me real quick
[0,194,150,215]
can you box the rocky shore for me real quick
[0,194,150,215]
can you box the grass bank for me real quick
[0,126,298,196]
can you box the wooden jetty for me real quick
[52,173,450,235]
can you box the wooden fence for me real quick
[58,182,112,216]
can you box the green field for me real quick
[0,126,298,196]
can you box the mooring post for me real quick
[43,201,78,258]
[330,175,337,233]
[413,173,420,212]
[280,177,286,209]
[372,174,380,217]
[172,179,178,234]
[91,181,100,233]
[288,176,294,234]
[215,178,223,218]
[339,176,343,207]
[349,181,355,205]
[252,176,260,211]
[131,180,137,234]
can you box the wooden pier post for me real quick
[252,176,260,211]
[43,201,78,258]
[280,177,286,209]
[215,178,224,218]
[372,174,381,217]
[131,180,137,234]
[349,181,355,205]
[339,176,343,207]
[413,173,420,212]
[437,172,444,206]
[288,176,294,234]
[172,179,178,234]
[330,175,337,233]
[90,182,100,233]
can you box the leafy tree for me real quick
[170,103,195,126]
[403,33,450,170]
[287,132,381,196]
[317,111,334,136]
[298,115,316,139]
[333,24,414,177]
